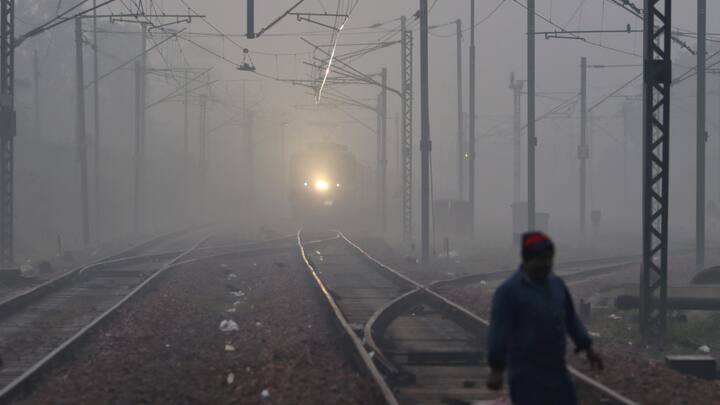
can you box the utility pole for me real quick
[579,57,588,239]
[198,94,207,221]
[400,16,413,242]
[75,17,90,247]
[622,100,631,223]
[133,24,147,234]
[183,70,189,170]
[420,0,431,262]
[183,69,190,219]
[456,19,464,200]
[510,73,523,242]
[92,0,101,242]
[640,0,671,342]
[527,0,536,230]
[134,61,144,235]
[33,50,40,138]
[0,0,15,271]
[243,82,254,223]
[468,0,476,237]
[696,0,706,273]
[379,67,387,230]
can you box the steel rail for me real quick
[0,231,325,402]
[0,229,200,318]
[297,230,400,405]
[0,234,211,401]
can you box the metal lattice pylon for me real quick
[0,0,14,269]
[640,0,671,341]
[401,18,413,242]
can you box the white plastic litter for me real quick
[219,320,239,332]
[315,250,322,255]
[227,273,238,280]
[480,280,487,286]
[255,321,262,327]
[232,300,243,307]
[589,331,601,338]
[20,262,34,274]
[699,345,711,353]
[448,250,459,259]
[225,344,236,352]
[608,314,622,320]
[230,290,245,298]
[226,308,236,313]
[261,389,270,400]
[220,263,228,269]
[227,372,235,385]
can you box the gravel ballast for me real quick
[12,249,382,404]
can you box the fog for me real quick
[11,1,720,260]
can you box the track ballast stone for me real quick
[12,250,382,405]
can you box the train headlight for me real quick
[314,179,330,192]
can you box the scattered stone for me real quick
[219,320,239,332]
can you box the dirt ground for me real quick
[12,250,382,405]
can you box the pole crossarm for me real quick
[252,0,307,39]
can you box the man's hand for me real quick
[486,369,504,390]
[586,347,604,371]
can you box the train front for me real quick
[288,142,360,225]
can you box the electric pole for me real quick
[420,0,431,262]
[468,0,476,237]
[92,1,101,242]
[183,69,190,218]
[33,50,40,138]
[133,24,147,234]
[134,60,144,235]
[696,0,706,273]
[400,16,413,242]
[0,0,15,271]
[527,0,536,231]
[579,57,588,239]
[198,94,207,221]
[456,19,464,200]
[75,17,90,247]
[243,82,254,223]
[622,100,631,224]
[640,0,672,341]
[510,73,523,243]
[183,69,189,172]
[379,67,387,230]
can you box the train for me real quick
[288,141,372,225]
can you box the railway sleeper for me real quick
[389,350,484,366]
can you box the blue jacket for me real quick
[487,269,592,378]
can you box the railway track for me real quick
[298,230,636,405]
[0,228,309,402]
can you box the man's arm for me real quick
[562,282,592,352]
[487,285,512,372]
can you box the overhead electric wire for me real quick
[511,0,641,58]
[430,0,506,38]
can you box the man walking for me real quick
[486,231,603,404]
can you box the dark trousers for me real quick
[509,371,578,405]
